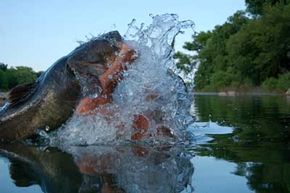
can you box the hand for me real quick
[117,43,138,63]
[99,43,137,94]
[131,114,150,141]
[75,96,111,115]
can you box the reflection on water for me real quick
[0,143,193,193]
[192,95,290,193]
[1,95,290,193]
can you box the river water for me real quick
[191,94,290,193]
[1,14,290,193]
[1,94,290,193]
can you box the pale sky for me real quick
[0,0,245,71]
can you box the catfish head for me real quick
[67,31,123,95]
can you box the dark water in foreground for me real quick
[1,95,290,193]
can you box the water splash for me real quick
[50,14,195,146]
[189,121,234,144]
[125,13,194,68]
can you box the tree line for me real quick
[175,0,290,92]
[0,63,39,91]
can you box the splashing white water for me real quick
[50,14,195,146]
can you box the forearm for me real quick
[99,59,126,94]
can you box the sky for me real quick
[0,0,245,71]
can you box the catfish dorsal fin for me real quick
[9,83,37,106]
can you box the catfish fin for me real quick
[8,83,37,107]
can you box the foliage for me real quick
[174,51,193,73]
[262,72,290,90]
[245,0,290,15]
[228,4,290,86]
[195,11,250,90]
[174,31,213,73]
[175,2,290,91]
[0,65,37,91]
[0,63,8,71]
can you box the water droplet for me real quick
[49,14,195,146]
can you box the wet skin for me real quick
[0,31,124,143]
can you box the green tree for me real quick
[176,2,290,91]
[0,63,8,71]
[193,11,249,90]
[174,31,212,73]
[0,65,37,91]
[0,70,9,90]
[227,4,290,86]
[13,66,37,85]
[245,0,289,15]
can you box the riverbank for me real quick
[193,88,290,96]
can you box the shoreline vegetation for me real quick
[175,0,290,93]
[193,86,290,96]
[0,63,40,107]
[194,89,290,96]
[0,63,41,92]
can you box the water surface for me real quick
[1,95,290,193]
[191,95,290,193]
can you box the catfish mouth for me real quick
[67,31,123,95]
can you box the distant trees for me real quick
[245,0,290,15]
[175,0,290,91]
[0,63,37,91]
[0,63,8,71]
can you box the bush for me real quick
[276,72,290,90]
[262,72,290,91]
[262,77,278,90]
[0,66,37,91]
[210,71,234,90]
